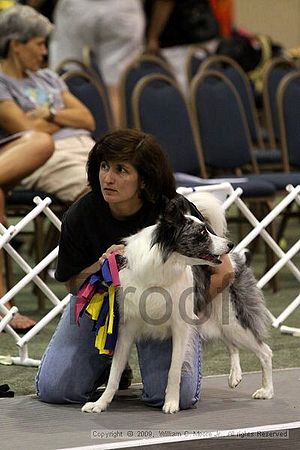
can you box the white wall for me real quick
[235,0,300,49]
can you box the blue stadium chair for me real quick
[190,70,300,193]
[197,55,282,168]
[62,70,113,139]
[185,44,210,84]
[119,53,175,128]
[131,73,276,199]
[277,71,300,170]
[275,71,300,240]
[262,57,297,149]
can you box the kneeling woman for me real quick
[36,128,233,408]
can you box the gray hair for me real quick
[0,5,54,58]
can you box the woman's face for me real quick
[14,36,48,71]
[99,160,143,214]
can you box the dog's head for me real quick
[151,197,234,266]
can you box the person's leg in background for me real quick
[0,131,54,331]
[0,132,54,189]
[0,187,6,300]
[49,0,87,69]
[21,135,95,204]
[50,0,145,127]
[161,39,219,95]
[92,0,145,127]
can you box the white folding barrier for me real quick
[0,196,71,366]
[178,183,300,334]
[0,184,300,367]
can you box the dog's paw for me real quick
[228,369,242,388]
[162,400,180,414]
[252,387,274,400]
[81,401,108,413]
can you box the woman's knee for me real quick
[24,131,55,163]
[36,367,88,404]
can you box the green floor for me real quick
[1,215,299,396]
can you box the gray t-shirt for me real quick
[0,68,90,141]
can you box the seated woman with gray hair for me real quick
[0,5,96,331]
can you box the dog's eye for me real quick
[199,227,206,237]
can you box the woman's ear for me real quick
[10,39,23,54]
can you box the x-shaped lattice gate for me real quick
[1,183,299,367]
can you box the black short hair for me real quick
[87,129,176,203]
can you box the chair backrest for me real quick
[57,55,113,127]
[82,46,102,78]
[131,73,206,177]
[119,53,175,128]
[198,54,264,148]
[262,57,297,148]
[55,58,92,76]
[277,71,300,170]
[185,44,211,84]
[190,70,258,174]
[61,70,113,139]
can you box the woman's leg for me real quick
[0,132,54,329]
[22,135,94,204]
[36,295,111,404]
[1,188,36,330]
[0,132,54,189]
[0,188,5,298]
[136,327,202,410]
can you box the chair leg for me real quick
[264,200,279,293]
[276,202,293,244]
[39,222,60,285]
[33,215,46,310]
[3,251,15,301]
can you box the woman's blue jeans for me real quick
[36,295,202,409]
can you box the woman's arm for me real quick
[66,244,125,295]
[48,90,95,131]
[146,0,175,53]
[208,254,234,300]
[0,90,95,136]
[66,260,100,295]
[0,99,59,134]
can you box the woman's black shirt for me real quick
[55,191,205,282]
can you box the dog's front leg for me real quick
[82,323,136,413]
[226,342,243,388]
[163,327,189,414]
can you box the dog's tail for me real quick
[185,192,227,237]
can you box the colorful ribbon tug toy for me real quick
[75,253,121,355]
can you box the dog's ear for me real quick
[151,198,186,262]
[161,197,187,226]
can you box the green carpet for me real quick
[1,215,299,396]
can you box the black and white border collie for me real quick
[82,193,273,414]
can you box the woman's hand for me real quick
[208,254,235,301]
[66,244,125,294]
[145,37,161,55]
[25,107,50,120]
[99,244,125,265]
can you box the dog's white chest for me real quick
[117,266,195,340]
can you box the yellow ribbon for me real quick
[86,293,105,320]
[86,286,116,354]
